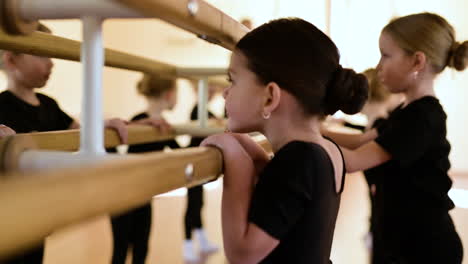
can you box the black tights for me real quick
[184,185,204,239]
[111,203,152,264]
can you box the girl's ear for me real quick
[2,51,17,70]
[412,51,427,73]
[262,82,281,117]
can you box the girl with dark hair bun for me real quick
[201,18,368,263]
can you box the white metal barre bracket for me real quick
[80,15,106,155]
[197,78,209,128]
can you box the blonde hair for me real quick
[137,74,176,98]
[362,68,390,103]
[383,12,468,73]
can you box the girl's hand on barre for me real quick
[201,133,254,180]
[201,133,239,155]
[230,133,270,175]
[105,118,130,144]
[0,125,16,138]
[131,117,172,134]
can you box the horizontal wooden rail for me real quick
[0,27,175,76]
[0,122,225,172]
[9,122,226,152]
[0,27,227,79]
[114,0,248,50]
[0,135,270,260]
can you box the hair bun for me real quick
[324,67,369,115]
[448,41,468,71]
[137,74,176,98]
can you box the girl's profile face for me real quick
[377,32,415,94]
[10,54,53,89]
[224,50,266,133]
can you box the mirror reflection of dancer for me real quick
[183,82,222,262]
[111,74,178,264]
[0,23,129,264]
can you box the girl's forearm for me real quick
[221,146,257,260]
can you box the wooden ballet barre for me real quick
[0,135,271,260]
[7,122,226,152]
[114,0,249,50]
[0,27,227,79]
[0,27,174,77]
[0,0,247,50]
[0,123,225,172]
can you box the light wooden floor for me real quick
[43,172,468,264]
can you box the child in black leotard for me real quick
[201,18,368,263]
[350,68,403,263]
[183,82,221,262]
[0,23,128,264]
[325,13,466,263]
[111,74,179,264]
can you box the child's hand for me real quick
[202,133,256,186]
[131,117,172,134]
[0,125,16,138]
[201,133,239,155]
[105,118,129,144]
[230,133,270,175]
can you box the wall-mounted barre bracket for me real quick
[79,15,106,155]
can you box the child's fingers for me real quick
[0,125,16,138]
[105,119,129,144]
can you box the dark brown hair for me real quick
[236,18,368,116]
[137,74,176,98]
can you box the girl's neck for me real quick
[404,76,435,106]
[263,116,323,153]
[7,79,39,106]
[146,98,167,119]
